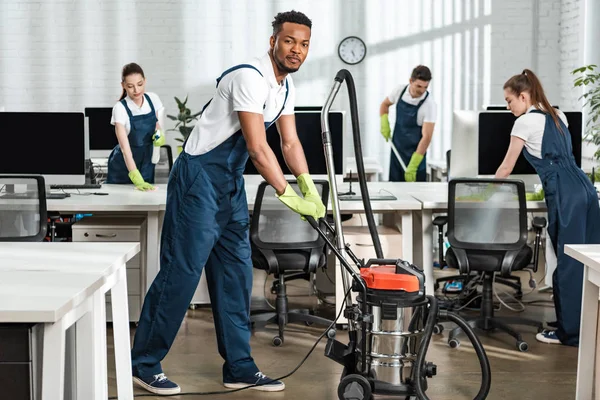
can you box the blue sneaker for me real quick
[133,373,181,395]
[536,329,561,345]
[224,372,285,392]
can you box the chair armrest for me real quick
[433,216,448,227]
[532,216,547,230]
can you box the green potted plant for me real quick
[167,95,202,153]
[573,64,600,181]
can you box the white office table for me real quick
[47,185,165,295]
[564,244,600,400]
[0,242,140,400]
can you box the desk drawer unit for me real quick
[72,216,147,322]
[0,324,42,400]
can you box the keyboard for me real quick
[50,184,101,190]
[47,193,70,199]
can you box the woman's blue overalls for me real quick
[389,85,429,182]
[523,109,600,346]
[107,93,157,184]
[131,64,288,380]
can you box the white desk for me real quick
[564,244,600,400]
[47,185,165,295]
[0,242,139,400]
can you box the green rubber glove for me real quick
[380,114,391,142]
[526,188,545,201]
[128,169,156,191]
[276,184,320,220]
[297,173,326,219]
[404,152,424,182]
[153,129,166,147]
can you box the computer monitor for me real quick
[86,107,117,158]
[244,111,344,175]
[0,112,85,184]
[449,110,479,179]
[478,111,582,175]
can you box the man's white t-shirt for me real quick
[184,52,296,156]
[110,92,163,134]
[510,106,568,159]
[387,85,437,126]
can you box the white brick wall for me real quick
[559,0,583,111]
[0,0,580,170]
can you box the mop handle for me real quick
[389,140,408,171]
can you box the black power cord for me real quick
[108,288,350,399]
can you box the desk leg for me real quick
[413,209,434,295]
[401,211,413,263]
[146,211,160,295]
[576,265,599,400]
[111,265,134,400]
[42,318,67,400]
[92,291,108,399]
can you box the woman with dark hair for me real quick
[496,68,600,346]
[107,62,165,190]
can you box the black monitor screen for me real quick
[244,112,343,174]
[478,111,582,175]
[86,107,117,150]
[0,112,85,174]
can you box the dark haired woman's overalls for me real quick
[107,93,157,183]
[131,64,289,380]
[389,85,429,182]
[523,109,600,346]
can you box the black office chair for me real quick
[0,175,47,242]
[442,178,545,352]
[250,180,334,346]
[160,145,173,172]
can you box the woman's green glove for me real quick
[380,114,391,142]
[297,173,326,218]
[128,169,156,191]
[404,152,424,182]
[276,184,321,220]
[153,129,166,147]
[526,188,545,201]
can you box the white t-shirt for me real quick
[111,92,164,134]
[387,85,437,126]
[510,106,568,159]
[184,52,296,156]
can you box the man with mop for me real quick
[380,65,437,182]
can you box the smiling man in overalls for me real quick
[380,65,437,182]
[130,10,325,395]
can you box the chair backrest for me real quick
[251,180,329,251]
[0,175,47,242]
[447,178,527,252]
[160,146,173,172]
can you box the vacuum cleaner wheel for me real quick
[338,374,372,400]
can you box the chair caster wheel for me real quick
[305,320,314,326]
[517,341,529,352]
[337,374,372,400]
[327,328,336,339]
[433,324,444,335]
[272,336,283,346]
[448,338,460,349]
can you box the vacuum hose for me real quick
[414,296,492,400]
[334,69,384,259]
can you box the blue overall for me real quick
[131,64,289,380]
[107,93,157,184]
[389,86,429,182]
[523,109,600,346]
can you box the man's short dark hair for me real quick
[272,10,312,36]
[411,65,432,82]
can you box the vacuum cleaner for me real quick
[306,69,492,400]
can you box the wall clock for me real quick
[338,36,367,65]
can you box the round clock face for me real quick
[338,36,367,65]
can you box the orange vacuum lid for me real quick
[360,265,421,292]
